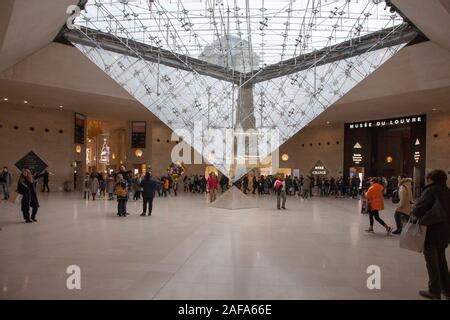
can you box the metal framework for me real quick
[62,23,416,85]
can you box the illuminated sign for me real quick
[414,151,421,163]
[310,161,328,176]
[347,116,423,129]
[352,153,363,164]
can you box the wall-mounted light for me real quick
[75,144,82,153]
[386,156,393,163]
[135,149,143,158]
[112,153,116,160]
[281,154,289,161]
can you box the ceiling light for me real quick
[431,108,437,111]
[59,105,64,109]
[326,121,330,124]
[24,100,28,104]
[3,98,8,101]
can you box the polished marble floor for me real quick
[0,191,444,300]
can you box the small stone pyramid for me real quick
[209,186,259,210]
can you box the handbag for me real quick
[391,188,400,204]
[359,197,369,214]
[400,216,427,253]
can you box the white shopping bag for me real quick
[400,217,427,253]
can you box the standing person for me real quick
[162,176,169,197]
[200,175,207,194]
[207,172,219,203]
[173,177,178,196]
[132,174,142,201]
[243,175,249,194]
[35,169,51,192]
[114,174,128,217]
[17,168,39,223]
[364,178,392,234]
[392,175,413,235]
[0,166,12,200]
[83,173,91,199]
[106,174,115,200]
[140,172,161,216]
[411,169,450,300]
[252,176,258,194]
[274,174,287,210]
[302,176,311,200]
[89,173,99,201]
[98,173,106,198]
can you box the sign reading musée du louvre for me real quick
[15,151,48,174]
[347,115,423,129]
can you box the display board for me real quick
[131,121,146,148]
[15,151,48,175]
[74,113,86,144]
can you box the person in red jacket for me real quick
[207,172,219,202]
[364,177,392,234]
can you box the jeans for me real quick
[423,243,450,295]
[277,191,286,209]
[1,183,9,199]
[117,199,127,216]
[394,211,409,231]
[22,206,38,221]
[143,197,154,215]
[369,210,387,227]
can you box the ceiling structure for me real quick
[0,0,78,73]
[63,0,416,180]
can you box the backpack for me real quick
[392,188,400,204]
[274,180,283,191]
[115,184,128,197]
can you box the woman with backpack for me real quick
[392,175,413,235]
[114,174,128,217]
[364,177,392,234]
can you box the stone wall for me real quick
[279,123,345,177]
[426,110,450,177]
[0,103,84,191]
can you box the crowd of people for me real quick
[2,163,449,299]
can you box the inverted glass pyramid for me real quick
[70,0,410,181]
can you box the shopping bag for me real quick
[359,197,369,214]
[400,217,427,253]
[8,191,21,204]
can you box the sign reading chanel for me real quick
[347,115,423,129]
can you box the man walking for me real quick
[140,172,162,216]
[0,166,12,200]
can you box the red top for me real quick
[365,183,384,211]
[207,175,219,190]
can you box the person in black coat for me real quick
[140,172,162,217]
[17,168,39,223]
[411,169,450,300]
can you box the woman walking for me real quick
[392,175,413,235]
[89,173,99,200]
[17,168,39,223]
[364,177,392,234]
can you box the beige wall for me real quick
[0,103,84,191]
[279,124,345,177]
[426,110,450,176]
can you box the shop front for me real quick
[344,115,426,196]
